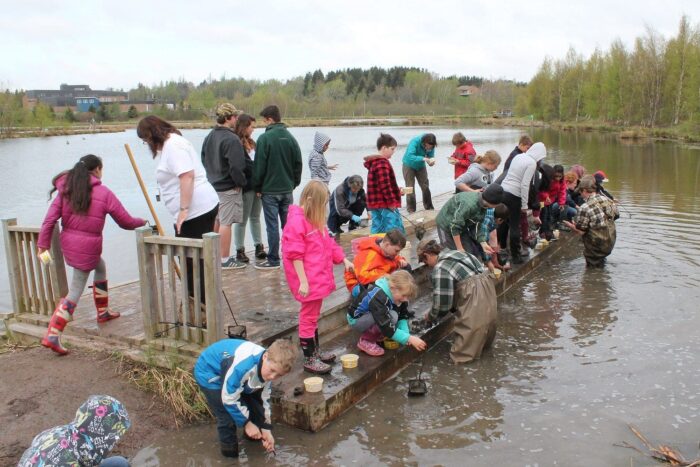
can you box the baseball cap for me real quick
[215,103,243,119]
[594,170,609,183]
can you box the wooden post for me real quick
[2,219,22,314]
[49,225,68,299]
[202,232,223,345]
[135,227,158,341]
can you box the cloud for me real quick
[1,0,699,90]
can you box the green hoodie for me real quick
[435,191,489,242]
[252,123,303,194]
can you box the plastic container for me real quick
[39,251,52,265]
[340,354,359,369]
[304,377,324,393]
[382,339,400,350]
[402,186,414,195]
[492,269,502,279]
[552,229,560,239]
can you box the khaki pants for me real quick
[450,273,497,363]
[402,164,433,212]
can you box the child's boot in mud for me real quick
[220,443,239,458]
[93,280,120,323]
[300,337,331,374]
[41,298,76,355]
[314,329,336,363]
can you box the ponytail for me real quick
[474,150,501,166]
[49,154,103,214]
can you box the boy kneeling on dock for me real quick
[194,338,298,458]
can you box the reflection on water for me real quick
[3,127,700,465]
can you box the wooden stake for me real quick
[124,143,181,279]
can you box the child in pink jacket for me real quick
[282,180,353,374]
[37,154,146,355]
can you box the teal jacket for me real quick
[435,191,489,242]
[346,277,411,345]
[252,123,303,194]
[402,134,435,170]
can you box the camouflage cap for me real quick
[215,103,243,119]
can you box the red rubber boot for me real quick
[41,298,76,355]
[93,280,120,323]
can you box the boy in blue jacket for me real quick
[194,338,298,458]
[347,270,427,356]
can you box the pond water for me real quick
[2,126,700,465]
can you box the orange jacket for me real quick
[344,236,405,292]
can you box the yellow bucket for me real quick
[303,377,324,393]
[383,339,400,350]
[340,354,359,369]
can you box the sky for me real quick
[2,0,700,92]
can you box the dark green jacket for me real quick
[435,191,489,242]
[252,123,303,194]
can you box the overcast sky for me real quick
[2,0,699,91]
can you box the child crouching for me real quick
[194,338,298,458]
[347,270,427,356]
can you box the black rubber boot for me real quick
[220,443,239,458]
[255,244,267,260]
[300,337,331,374]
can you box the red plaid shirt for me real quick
[364,156,402,209]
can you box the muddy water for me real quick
[130,131,700,465]
[3,128,700,465]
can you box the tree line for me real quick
[520,15,700,128]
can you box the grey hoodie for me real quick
[309,132,332,184]
[500,142,547,209]
[454,162,493,190]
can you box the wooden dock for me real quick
[2,191,578,431]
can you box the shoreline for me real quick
[2,115,698,146]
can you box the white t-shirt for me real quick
[156,133,219,221]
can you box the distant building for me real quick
[24,84,128,112]
[457,85,480,97]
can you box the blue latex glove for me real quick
[351,215,362,223]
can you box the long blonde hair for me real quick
[474,150,501,166]
[300,180,328,230]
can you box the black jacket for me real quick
[329,177,366,219]
[201,126,247,191]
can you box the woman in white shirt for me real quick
[137,116,219,298]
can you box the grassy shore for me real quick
[2,115,698,144]
[480,117,700,144]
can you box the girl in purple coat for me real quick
[37,154,146,355]
[282,180,354,374]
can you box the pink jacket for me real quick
[282,205,345,302]
[38,175,146,271]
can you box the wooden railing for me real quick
[2,218,68,316]
[135,226,224,347]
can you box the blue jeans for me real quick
[100,456,130,467]
[552,202,576,222]
[201,386,238,448]
[261,193,293,265]
[369,208,405,234]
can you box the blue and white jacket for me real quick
[194,339,272,429]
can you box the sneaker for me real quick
[221,257,246,270]
[255,244,267,260]
[303,355,332,374]
[357,338,385,357]
[254,260,280,270]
